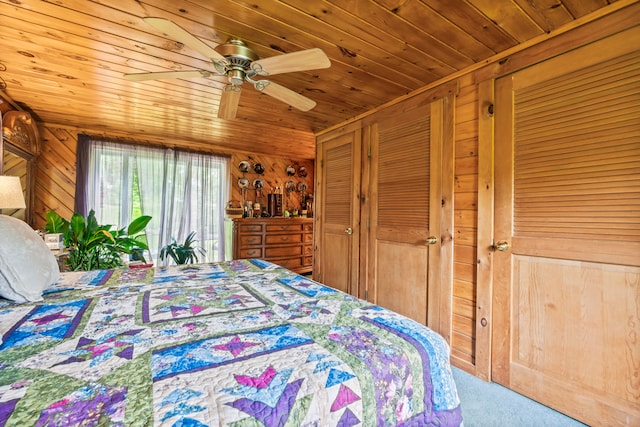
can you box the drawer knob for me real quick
[345,227,353,235]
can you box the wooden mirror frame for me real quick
[1,110,40,226]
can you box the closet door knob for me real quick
[344,227,353,235]
[426,236,438,245]
[494,240,510,251]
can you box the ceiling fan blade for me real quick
[252,48,330,76]
[124,70,212,81]
[218,85,242,119]
[143,17,227,63]
[256,81,316,111]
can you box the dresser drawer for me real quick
[239,235,263,246]
[275,257,303,269]
[265,234,302,245]
[266,224,303,232]
[239,248,263,258]
[239,223,264,233]
[228,218,314,274]
[266,246,302,257]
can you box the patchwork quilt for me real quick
[0,259,462,426]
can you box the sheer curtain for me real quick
[76,136,229,265]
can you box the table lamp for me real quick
[0,175,26,214]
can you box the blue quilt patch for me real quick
[151,324,313,381]
[278,276,338,297]
[1,299,91,350]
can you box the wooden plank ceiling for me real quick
[0,0,621,158]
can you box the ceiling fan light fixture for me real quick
[227,69,245,86]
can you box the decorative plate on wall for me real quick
[238,177,250,189]
[238,161,250,173]
[286,165,296,176]
[297,166,308,178]
[253,163,265,174]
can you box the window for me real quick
[75,136,229,264]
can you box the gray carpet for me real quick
[452,367,589,426]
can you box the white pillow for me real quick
[0,214,60,302]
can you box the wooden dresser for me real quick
[225,217,314,274]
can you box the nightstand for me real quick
[52,250,69,272]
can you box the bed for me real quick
[0,219,462,426]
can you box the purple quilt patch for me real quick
[0,399,19,427]
[328,325,413,425]
[35,383,126,426]
[141,283,267,324]
[55,329,145,367]
[227,378,304,427]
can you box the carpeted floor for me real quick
[452,367,589,426]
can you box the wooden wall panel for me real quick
[451,73,480,366]
[229,153,314,215]
[34,125,76,227]
[33,123,314,230]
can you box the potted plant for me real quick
[159,231,205,265]
[44,210,152,271]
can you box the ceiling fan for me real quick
[124,18,331,119]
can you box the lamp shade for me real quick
[0,175,27,209]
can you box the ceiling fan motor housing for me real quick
[215,39,259,86]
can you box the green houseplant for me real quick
[159,231,205,265]
[45,210,152,271]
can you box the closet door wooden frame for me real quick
[314,124,362,296]
[492,27,640,426]
[364,96,454,332]
[315,91,455,338]
[367,104,434,325]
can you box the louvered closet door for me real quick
[315,129,361,295]
[367,104,442,325]
[492,27,640,426]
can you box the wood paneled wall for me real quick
[451,73,479,367]
[229,153,314,215]
[34,125,77,227]
[32,124,314,230]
